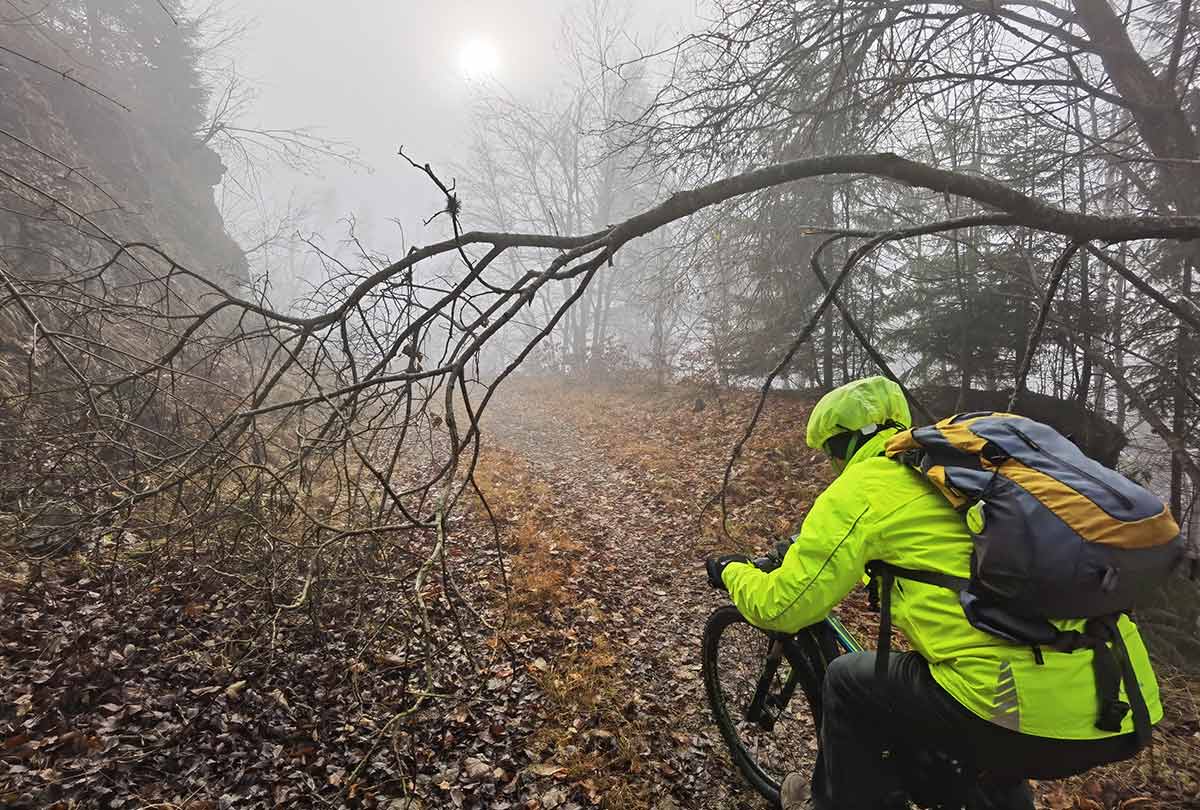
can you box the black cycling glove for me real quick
[706,554,751,590]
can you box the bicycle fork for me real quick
[744,638,801,731]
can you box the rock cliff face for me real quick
[0,4,253,518]
[0,3,248,290]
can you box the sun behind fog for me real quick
[459,36,501,78]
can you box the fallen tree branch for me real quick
[1084,244,1200,335]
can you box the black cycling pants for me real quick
[811,651,1143,810]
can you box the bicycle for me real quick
[702,553,971,809]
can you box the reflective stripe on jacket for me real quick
[722,429,1163,740]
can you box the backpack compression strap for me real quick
[864,560,1152,746]
[1056,616,1154,748]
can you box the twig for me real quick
[1084,244,1200,334]
[809,226,967,422]
[154,0,178,26]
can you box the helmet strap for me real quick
[826,420,902,467]
[843,431,864,461]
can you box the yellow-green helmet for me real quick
[805,376,912,455]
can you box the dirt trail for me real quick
[486,385,755,809]
[480,380,1200,810]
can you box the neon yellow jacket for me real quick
[722,429,1163,740]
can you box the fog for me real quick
[2,3,1197,807]
[224,0,703,269]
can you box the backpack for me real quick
[867,411,1183,745]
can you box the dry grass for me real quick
[471,446,552,523]
[529,635,653,810]
[507,521,577,620]
[472,447,581,626]
[469,446,655,809]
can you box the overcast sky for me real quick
[223,0,704,267]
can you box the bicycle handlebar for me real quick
[752,555,780,573]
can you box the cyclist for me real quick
[706,376,1160,810]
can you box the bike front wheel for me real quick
[702,605,830,805]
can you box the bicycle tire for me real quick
[702,605,827,805]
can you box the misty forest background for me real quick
[1,1,1198,809]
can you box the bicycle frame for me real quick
[824,614,863,655]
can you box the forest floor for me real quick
[2,377,1198,809]
[467,378,1199,810]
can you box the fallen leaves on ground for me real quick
[2,376,1196,809]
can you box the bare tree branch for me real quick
[1010,241,1082,409]
[0,43,130,111]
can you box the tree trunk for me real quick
[1090,261,1110,417]
[1114,263,1128,433]
[1075,108,1094,407]
[1072,0,1200,207]
[1172,262,1193,520]
[822,306,834,390]
[955,235,972,411]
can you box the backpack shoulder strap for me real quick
[864,561,970,683]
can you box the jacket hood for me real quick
[806,376,912,452]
